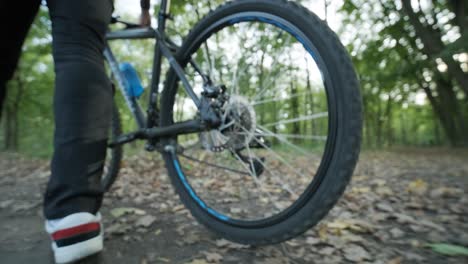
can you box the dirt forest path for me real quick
[1,149,467,264]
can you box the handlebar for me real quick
[110,16,141,29]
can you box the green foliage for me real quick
[1,7,54,157]
[340,0,468,147]
[2,0,466,159]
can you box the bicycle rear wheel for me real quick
[160,0,362,245]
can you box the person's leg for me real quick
[0,1,42,119]
[44,0,113,220]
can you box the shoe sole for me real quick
[52,232,103,264]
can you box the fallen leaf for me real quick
[372,179,387,186]
[215,239,230,247]
[291,247,306,258]
[353,175,369,181]
[107,223,129,235]
[327,219,374,234]
[286,240,300,247]
[186,259,209,264]
[319,246,335,256]
[342,234,365,243]
[375,186,394,196]
[426,243,468,256]
[0,200,14,209]
[343,245,371,262]
[306,237,321,245]
[429,187,461,198]
[318,224,328,240]
[351,187,371,194]
[183,232,201,245]
[410,239,422,248]
[230,207,242,214]
[376,202,394,213]
[406,179,428,195]
[110,207,146,218]
[392,213,416,224]
[214,239,248,249]
[135,215,157,228]
[387,257,402,264]
[419,219,446,232]
[403,252,425,261]
[202,252,223,263]
[389,227,404,238]
[172,205,185,212]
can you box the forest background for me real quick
[1,0,467,157]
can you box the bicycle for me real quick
[102,0,362,245]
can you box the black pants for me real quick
[0,0,113,219]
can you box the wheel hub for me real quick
[201,95,256,152]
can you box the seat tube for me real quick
[147,0,171,127]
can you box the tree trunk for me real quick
[434,118,441,145]
[448,0,467,33]
[401,0,468,96]
[376,97,384,148]
[384,96,393,146]
[258,52,266,125]
[305,56,316,136]
[3,77,24,150]
[400,113,407,145]
[289,78,300,138]
[421,77,467,146]
[4,107,12,149]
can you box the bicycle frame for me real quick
[104,0,212,149]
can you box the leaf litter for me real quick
[1,150,468,263]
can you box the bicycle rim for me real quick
[164,12,338,227]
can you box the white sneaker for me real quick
[45,212,103,264]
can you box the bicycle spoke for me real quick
[244,147,298,198]
[179,153,251,176]
[231,58,251,96]
[252,34,292,101]
[256,124,313,156]
[232,148,282,212]
[234,132,327,141]
[238,125,309,180]
[252,92,312,106]
[262,112,328,128]
[203,40,214,79]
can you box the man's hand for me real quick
[139,9,151,27]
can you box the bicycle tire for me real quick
[101,102,123,192]
[160,0,362,245]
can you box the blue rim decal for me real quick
[173,158,230,221]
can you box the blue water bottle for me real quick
[119,62,144,99]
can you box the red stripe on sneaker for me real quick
[52,222,100,240]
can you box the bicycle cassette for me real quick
[200,95,257,152]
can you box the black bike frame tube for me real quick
[145,119,204,138]
[105,0,202,133]
[147,46,163,128]
[155,31,202,108]
[109,119,205,147]
[106,28,156,40]
[146,0,170,128]
[104,44,146,128]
